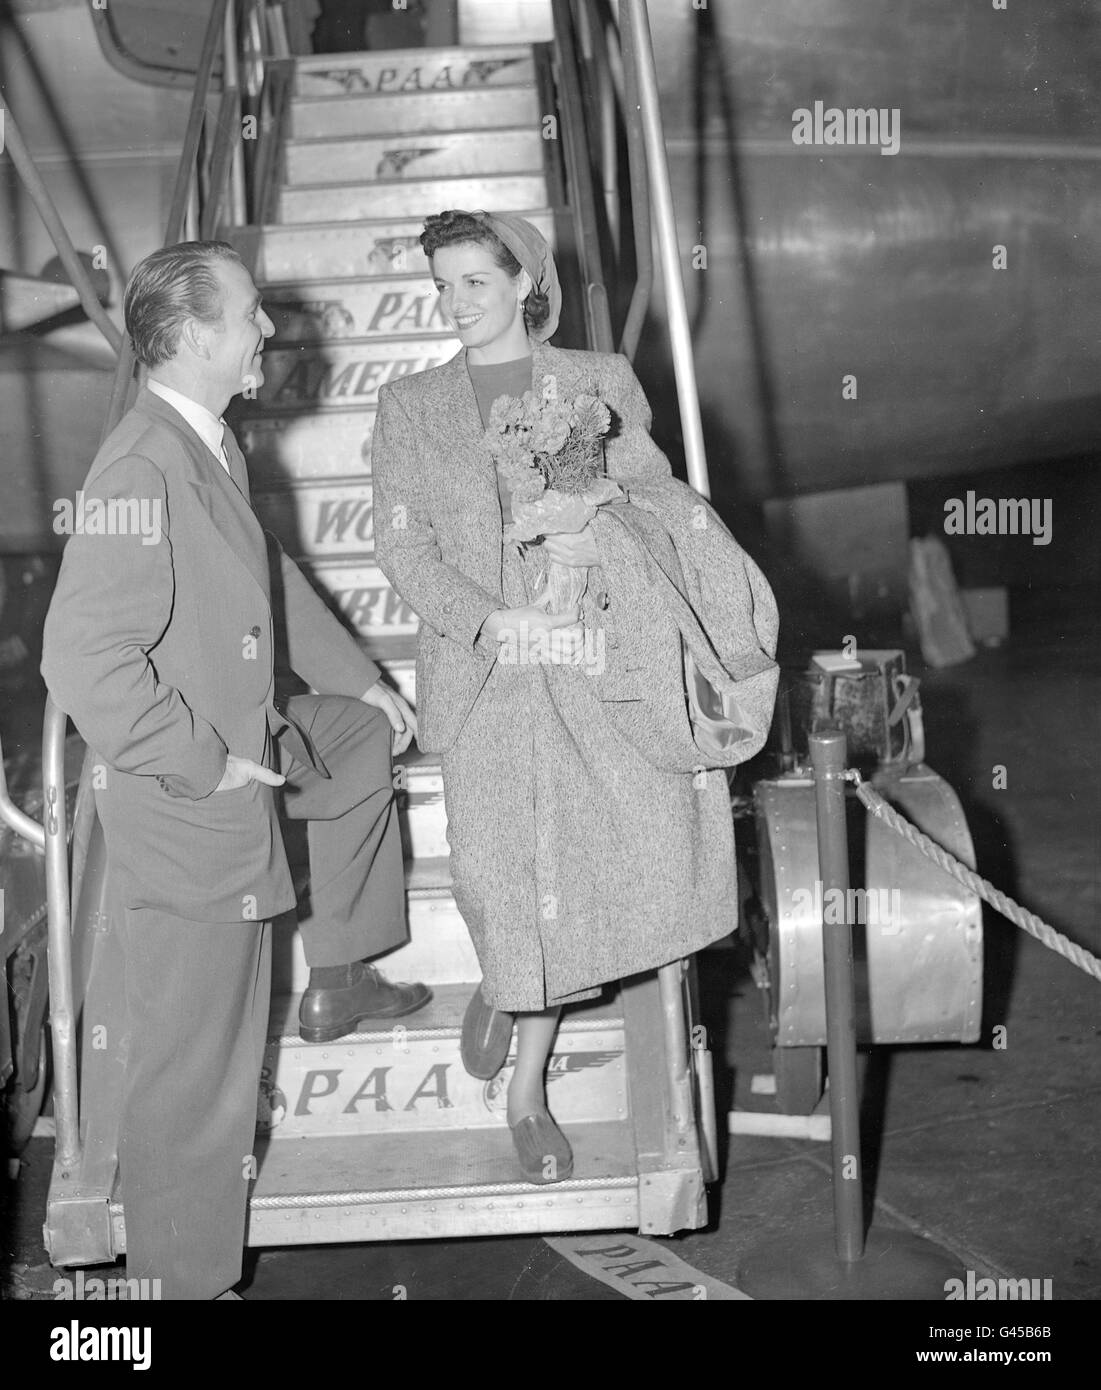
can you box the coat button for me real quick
[595,590,610,610]
[249,625,261,637]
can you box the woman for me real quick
[373,210,751,1184]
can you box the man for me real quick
[41,240,428,1300]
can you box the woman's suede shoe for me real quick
[460,984,514,1079]
[509,1109,574,1184]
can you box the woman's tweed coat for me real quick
[373,341,770,1010]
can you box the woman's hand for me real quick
[483,590,585,665]
[541,524,600,568]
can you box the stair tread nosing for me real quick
[249,1120,639,1198]
[267,981,622,1045]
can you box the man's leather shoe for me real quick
[460,984,513,1079]
[298,961,432,1042]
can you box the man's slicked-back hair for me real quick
[124,240,243,368]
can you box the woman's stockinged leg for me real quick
[505,1007,562,1126]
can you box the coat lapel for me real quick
[132,389,272,605]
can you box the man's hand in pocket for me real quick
[214,754,287,793]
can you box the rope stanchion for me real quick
[845,770,1101,984]
[736,730,967,1296]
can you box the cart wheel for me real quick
[4,1023,49,1158]
[773,1044,823,1116]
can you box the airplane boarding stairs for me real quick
[46,41,715,1264]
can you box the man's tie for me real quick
[218,423,251,499]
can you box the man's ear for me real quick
[179,316,210,361]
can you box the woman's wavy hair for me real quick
[420,211,550,335]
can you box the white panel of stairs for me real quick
[379,655,416,706]
[283,128,546,185]
[254,483,376,558]
[243,1125,639,1245]
[305,558,417,639]
[259,987,627,1138]
[271,888,477,997]
[231,210,556,282]
[459,0,553,46]
[239,410,378,485]
[277,173,549,224]
[292,45,535,97]
[397,759,448,859]
[259,339,457,413]
[290,87,540,139]
[263,276,455,342]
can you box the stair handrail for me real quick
[613,5,654,365]
[550,0,614,353]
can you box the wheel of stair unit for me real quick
[4,1021,50,1158]
[771,1043,824,1116]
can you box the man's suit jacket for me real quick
[41,387,380,922]
[372,340,673,754]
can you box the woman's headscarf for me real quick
[459,209,562,342]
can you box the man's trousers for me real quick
[116,694,404,1298]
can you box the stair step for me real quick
[257,338,457,413]
[272,879,472,998]
[397,756,448,860]
[276,173,549,224]
[258,985,627,1139]
[242,1123,640,1244]
[289,86,540,140]
[239,408,379,485]
[263,275,453,343]
[254,482,377,559]
[302,556,417,641]
[283,127,546,185]
[228,210,556,282]
[292,44,535,97]
[378,653,416,705]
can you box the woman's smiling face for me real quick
[431,242,532,361]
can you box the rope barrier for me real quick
[845,770,1101,984]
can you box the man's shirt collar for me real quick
[147,378,229,473]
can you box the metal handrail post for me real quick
[622,0,709,498]
[224,0,247,226]
[616,4,652,363]
[657,962,693,1139]
[809,729,866,1262]
[0,102,123,355]
[573,0,619,253]
[551,0,614,352]
[42,698,80,1170]
[0,755,46,852]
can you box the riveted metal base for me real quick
[737,1226,964,1300]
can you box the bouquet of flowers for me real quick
[484,377,623,613]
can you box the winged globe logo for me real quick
[482,1050,621,1115]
